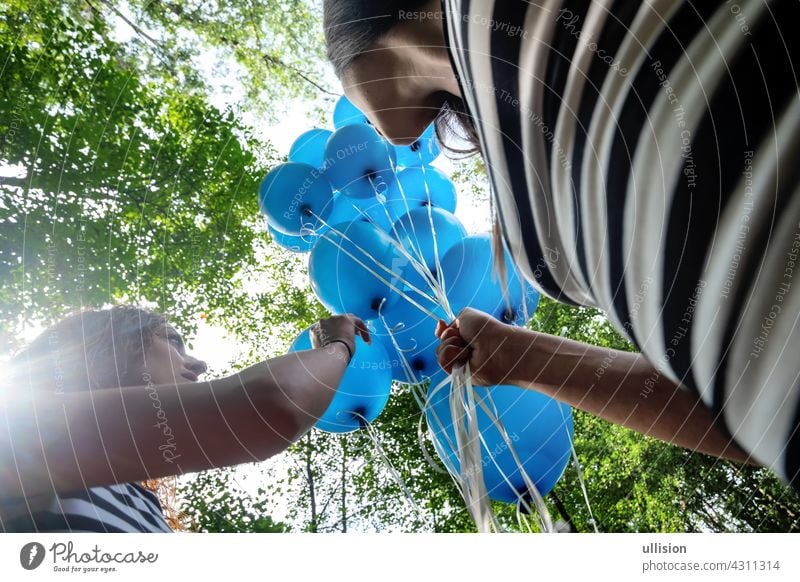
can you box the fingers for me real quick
[454,307,496,342]
[436,336,469,374]
[318,314,370,349]
[309,319,324,349]
[438,326,463,343]
[349,314,371,345]
[435,318,458,339]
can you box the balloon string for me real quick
[423,376,464,470]
[381,161,452,315]
[558,404,599,533]
[391,135,454,314]
[400,151,543,536]
[363,168,500,519]
[350,410,425,516]
[315,213,439,310]
[423,369,559,533]
[376,301,438,388]
[416,413,450,475]
[464,384,540,521]
[476,390,550,528]
[414,164,557,531]
[361,172,441,301]
[319,214,438,307]
[414,162,451,303]
[363,174,432,287]
[475,391,554,532]
[516,506,535,533]
[313,220,442,321]
[381,212,450,317]
[422,376,483,522]
[451,364,502,532]
[392,144,509,532]
[416,368,502,527]
[321,155,566,533]
[318,211,457,351]
[429,365,493,531]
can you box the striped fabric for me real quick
[1,483,172,533]
[442,0,800,485]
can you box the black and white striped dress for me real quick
[0,483,172,533]
[442,0,800,486]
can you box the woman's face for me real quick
[339,12,461,145]
[127,324,207,386]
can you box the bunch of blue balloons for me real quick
[258,95,573,501]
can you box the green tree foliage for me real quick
[126,0,334,117]
[178,466,290,532]
[0,0,277,342]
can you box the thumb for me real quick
[455,307,489,341]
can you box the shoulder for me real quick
[1,482,172,533]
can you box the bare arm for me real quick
[0,343,349,501]
[437,308,753,464]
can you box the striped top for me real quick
[0,483,172,533]
[442,0,800,486]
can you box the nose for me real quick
[344,87,439,147]
[185,354,208,377]
[371,107,438,147]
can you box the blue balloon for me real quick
[258,162,333,235]
[373,329,405,381]
[308,220,405,320]
[373,299,448,385]
[393,207,467,273]
[268,224,320,253]
[425,383,573,501]
[333,95,370,128]
[290,327,392,433]
[394,123,440,167]
[289,128,333,168]
[440,234,540,325]
[326,192,394,232]
[324,125,397,199]
[385,167,457,223]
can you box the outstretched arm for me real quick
[1,315,369,501]
[436,308,752,464]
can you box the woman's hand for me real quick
[309,314,371,362]
[434,307,519,386]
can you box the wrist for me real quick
[496,324,535,384]
[500,326,565,387]
[323,339,352,364]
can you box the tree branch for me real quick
[90,0,177,74]
[262,54,336,96]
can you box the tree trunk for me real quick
[341,435,347,533]
[305,433,318,532]
[549,491,576,532]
